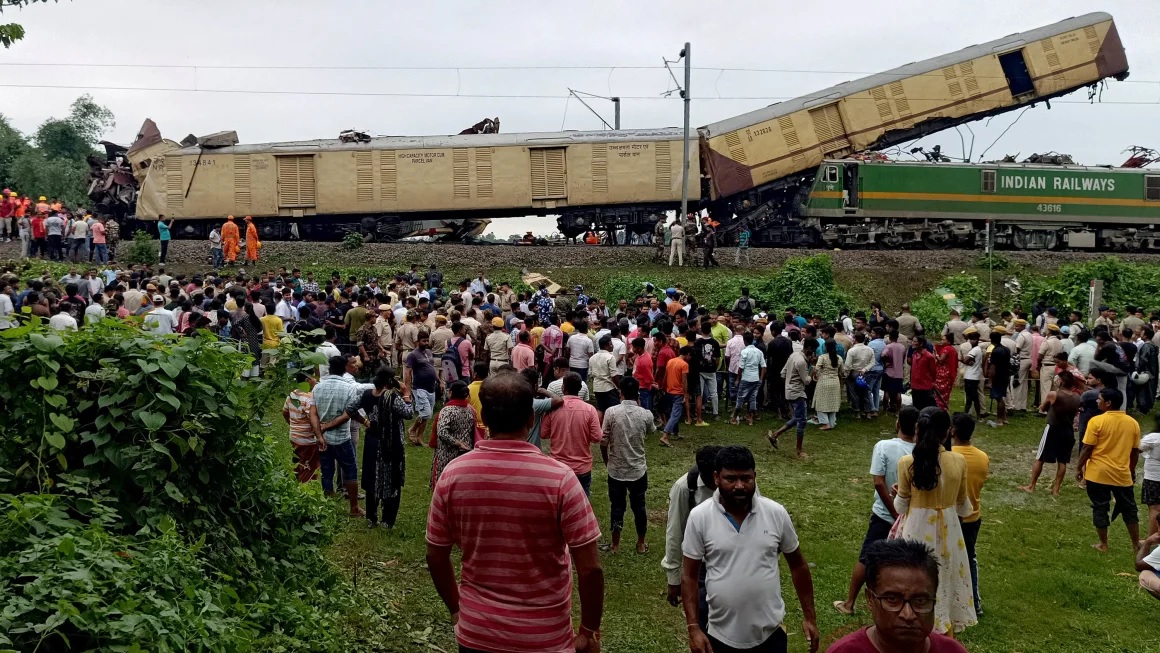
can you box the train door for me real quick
[843,163,860,212]
[275,154,317,212]
[998,50,1036,100]
[529,147,568,203]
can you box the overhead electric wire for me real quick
[0,81,1156,105]
[0,60,1158,85]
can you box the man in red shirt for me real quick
[825,539,966,653]
[631,337,655,410]
[542,372,603,497]
[426,373,604,653]
[0,190,13,241]
[30,213,47,259]
[908,333,938,410]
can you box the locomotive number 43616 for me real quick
[1036,204,1064,213]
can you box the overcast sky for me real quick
[2,0,1157,237]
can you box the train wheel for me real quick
[923,233,952,250]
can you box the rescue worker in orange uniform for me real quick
[35,196,49,215]
[243,215,261,263]
[221,215,240,264]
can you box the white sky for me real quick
[2,0,1158,237]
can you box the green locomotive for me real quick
[793,159,1160,250]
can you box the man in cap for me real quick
[1038,324,1065,404]
[221,216,240,264]
[484,316,513,374]
[142,294,177,335]
[243,216,261,263]
[1010,319,1034,412]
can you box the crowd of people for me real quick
[0,190,121,263]
[4,255,1159,653]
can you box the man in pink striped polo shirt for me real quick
[427,372,605,653]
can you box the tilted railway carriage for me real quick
[127,12,1131,247]
[699,11,1128,214]
[135,129,698,240]
[799,160,1160,250]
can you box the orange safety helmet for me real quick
[243,215,252,221]
[227,215,235,221]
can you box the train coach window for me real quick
[981,170,996,193]
[1147,176,1160,201]
[822,166,839,183]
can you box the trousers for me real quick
[608,474,648,537]
[669,238,685,266]
[708,628,787,653]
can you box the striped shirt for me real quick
[426,439,601,653]
[283,389,317,446]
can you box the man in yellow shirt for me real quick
[1077,387,1141,554]
[951,412,990,616]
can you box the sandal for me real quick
[832,600,854,616]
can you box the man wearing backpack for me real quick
[731,287,755,322]
[661,445,721,630]
[441,321,474,384]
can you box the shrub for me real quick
[1017,256,1160,317]
[598,254,853,320]
[0,321,344,651]
[341,231,365,250]
[976,250,1013,271]
[125,229,159,266]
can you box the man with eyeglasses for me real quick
[826,539,967,652]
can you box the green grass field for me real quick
[298,392,1160,653]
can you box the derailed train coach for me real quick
[116,12,1130,245]
[698,11,1129,229]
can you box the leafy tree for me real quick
[0,94,113,204]
[0,114,29,183]
[0,0,56,48]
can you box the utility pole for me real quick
[612,97,621,130]
[680,42,691,222]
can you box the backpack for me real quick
[442,336,466,381]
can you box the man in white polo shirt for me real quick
[682,445,819,653]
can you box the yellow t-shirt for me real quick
[530,326,545,349]
[676,336,688,348]
[561,322,575,334]
[260,314,283,348]
[951,445,990,523]
[1082,411,1141,487]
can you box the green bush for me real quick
[125,229,159,266]
[598,254,853,320]
[976,250,1013,271]
[341,232,364,251]
[0,320,345,651]
[1018,256,1160,317]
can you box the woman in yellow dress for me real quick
[891,406,977,634]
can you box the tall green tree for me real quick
[0,95,115,204]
